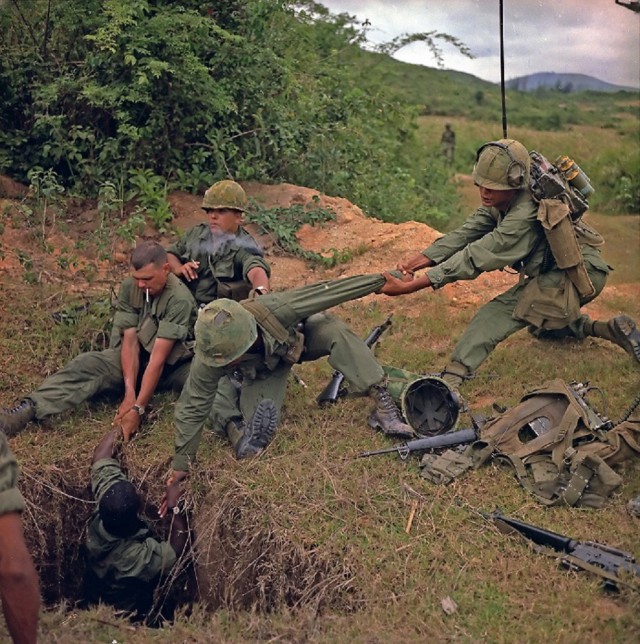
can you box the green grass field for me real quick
[1,120,639,641]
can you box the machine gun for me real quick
[317,315,393,406]
[357,428,477,460]
[483,510,640,590]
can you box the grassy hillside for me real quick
[358,50,640,130]
[0,138,639,640]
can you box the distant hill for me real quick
[506,72,637,93]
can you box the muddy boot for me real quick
[0,399,36,436]
[367,384,415,438]
[587,316,640,365]
[227,399,278,460]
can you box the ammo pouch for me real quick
[537,198,595,298]
[512,272,581,330]
[240,298,305,365]
[217,279,252,302]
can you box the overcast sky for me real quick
[319,1,640,88]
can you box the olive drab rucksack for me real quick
[420,379,640,508]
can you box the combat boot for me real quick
[587,315,640,365]
[227,399,278,460]
[367,383,415,438]
[0,399,36,436]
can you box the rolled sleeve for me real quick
[112,278,140,331]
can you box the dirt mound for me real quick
[167,182,519,311]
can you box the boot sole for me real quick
[236,399,278,459]
[613,315,640,364]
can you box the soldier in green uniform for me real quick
[440,123,456,165]
[0,432,40,644]
[166,180,271,305]
[380,139,640,388]
[165,273,416,485]
[85,428,188,623]
[0,242,198,440]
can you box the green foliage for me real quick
[0,0,467,228]
[127,169,173,232]
[246,199,336,262]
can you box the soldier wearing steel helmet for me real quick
[380,139,639,389]
[163,273,417,486]
[166,179,271,305]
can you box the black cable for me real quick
[499,0,508,138]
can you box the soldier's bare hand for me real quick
[178,261,200,282]
[120,410,141,442]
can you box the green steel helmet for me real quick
[472,139,531,190]
[194,299,257,367]
[201,180,248,213]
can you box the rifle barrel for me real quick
[489,512,573,552]
[357,428,476,459]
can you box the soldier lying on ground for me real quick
[0,432,39,644]
[167,180,270,305]
[380,138,640,390]
[159,273,415,504]
[0,242,198,441]
[85,428,188,624]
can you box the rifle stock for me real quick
[357,428,476,460]
[317,315,393,406]
[484,510,640,589]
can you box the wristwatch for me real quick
[131,404,145,416]
[254,286,268,295]
[169,498,186,515]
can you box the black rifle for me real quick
[484,510,640,590]
[317,315,393,406]
[357,428,477,460]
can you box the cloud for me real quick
[319,0,640,88]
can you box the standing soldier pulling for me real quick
[166,180,270,305]
[380,139,640,390]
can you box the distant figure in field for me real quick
[440,123,456,165]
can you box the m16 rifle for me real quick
[483,510,640,590]
[317,315,393,406]
[357,428,477,460]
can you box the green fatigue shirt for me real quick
[85,458,176,613]
[0,432,24,516]
[423,189,608,287]
[172,273,387,471]
[111,272,197,364]
[166,224,271,305]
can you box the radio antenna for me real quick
[499,0,508,137]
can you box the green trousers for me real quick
[29,348,191,419]
[209,312,384,430]
[451,264,608,373]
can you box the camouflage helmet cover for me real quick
[472,139,530,190]
[195,299,257,367]
[201,180,249,213]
